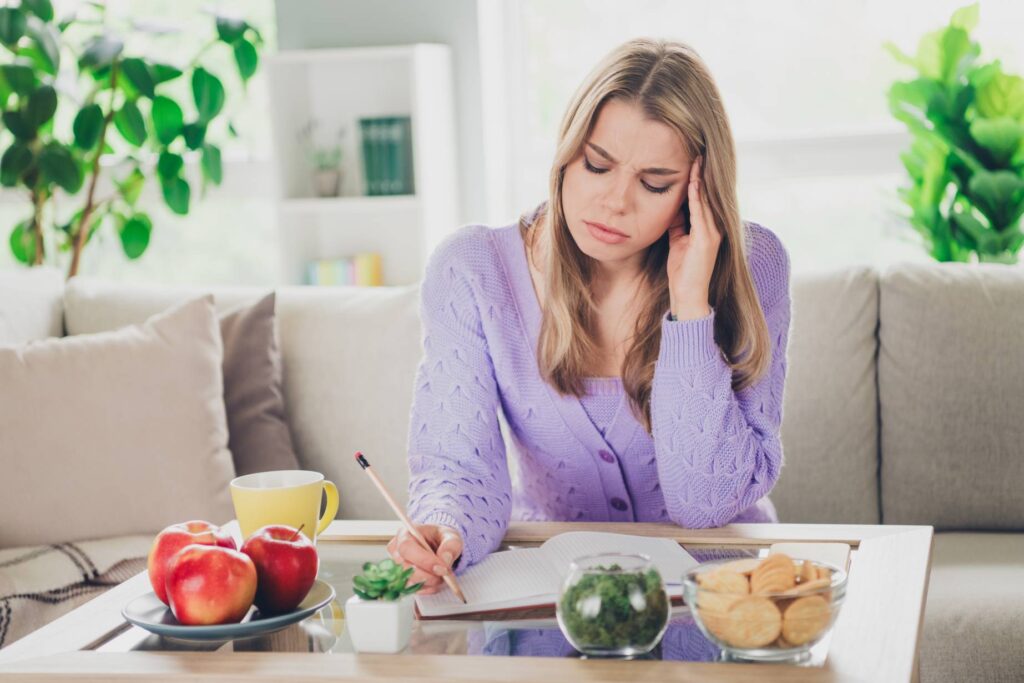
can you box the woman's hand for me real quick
[667,155,723,320]
[385,523,464,595]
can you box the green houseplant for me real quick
[345,559,424,653]
[887,3,1024,263]
[0,0,264,277]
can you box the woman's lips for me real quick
[584,221,628,244]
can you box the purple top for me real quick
[406,213,792,575]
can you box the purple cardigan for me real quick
[406,215,791,574]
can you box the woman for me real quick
[388,38,791,594]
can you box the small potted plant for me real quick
[345,559,424,653]
[297,119,346,197]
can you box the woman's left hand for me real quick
[666,155,723,320]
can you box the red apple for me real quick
[147,520,236,605]
[165,544,257,625]
[241,524,319,615]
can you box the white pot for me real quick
[344,593,415,653]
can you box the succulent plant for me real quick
[352,559,424,601]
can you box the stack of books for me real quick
[359,115,415,196]
[305,253,383,286]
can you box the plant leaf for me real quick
[2,64,36,96]
[117,167,144,205]
[39,142,82,192]
[160,175,190,214]
[119,212,151,259]
[157,151,183,179]
[79,34,124,70]
[114,100,147,146]
[26,84,56,126]
[150,62,183,84]
[2,109,36,140]
[121,57,155,99]
[0,142,32,186]
[151,95,183,145]
[182,121,206,150]
[23,16,59,74]
[950,3,979,32]
[191,67,225,123]
[0,8,27,46]
[975,71,1024,120]
[201,143,221,184]
[968,170,1024,229]
[233,38,258,82]
[21,0,54,22]
[73,103,104,150]
[215,15,247,43]
[969,117,1024,166]
[8,219,35,264]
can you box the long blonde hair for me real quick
[520,38,772,433]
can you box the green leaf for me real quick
[114,100,147,146]
[119,212,151,259]
[0,8,27,46]
[26,84,56,126]
[182,121,206,150]
[150,62,183,85]
[3,109,36,140]
[8,219,35,264]
[151,95,183,145]
[121,57,154,99]
[228,121,238,138]
[160,175,189,214]
[79,34,124,70]
[950,3,979,32]
[191,67,225,123]
[975,72,1024,120]
[884,41,918,70]
[201,143,221,184]
[39,142,83,193]
[1,142,32,186]
[969,170,1024,229]
[21,0,54,22]
[215,15,248,43]
[233,38,258,82]
[1,64,36,95]
[156,151,183,179]
[23,17,59,74]
[73,103,104,150]
[117,167,144,205]
[969,117,1024,166]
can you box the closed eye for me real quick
[583,155,671,195]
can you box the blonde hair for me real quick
[520,37,771,433]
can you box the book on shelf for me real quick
[305,253,383,286]
[413,531,699,619]
[359,115,414,196]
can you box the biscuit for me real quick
[782,595,831,646]
[798,559,817,584]
[751,554,796,594]
[697,568,750,594]
[721,596,783,648]
[721,558,762,575]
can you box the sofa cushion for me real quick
[0,267,64,345]
[879,263,1024,529]
[772,267,880,524]
[0,296,236,548]
[64,278,300,477]
[920,532,1024,683]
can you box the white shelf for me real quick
[267,43,460,286]
[280,195,420,213]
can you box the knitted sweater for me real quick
[406,213,792,575]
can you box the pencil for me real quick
[354,451,467,603]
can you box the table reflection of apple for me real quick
[165,545,258,625]
[241,524,319,615]
[147,520,236,605]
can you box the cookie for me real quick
[721,596,783,648]
[751,554,796,594]
[721,558,762,575]
[697,568,750,594]
[798,559,817,584]
[782,595,831,646]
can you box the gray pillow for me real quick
[0,296,236,548]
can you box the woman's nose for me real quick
[600,173,630,214]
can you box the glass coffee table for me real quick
[0,521,933,682]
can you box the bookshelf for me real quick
[267,44,460,286]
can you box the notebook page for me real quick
[414,546,560,617]
[539,531,699,586]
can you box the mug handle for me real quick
[317,480,340,536]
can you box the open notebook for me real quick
[414,531,699,619]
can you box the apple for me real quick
[147,520,236,605]
[165,544,257,625]
[241,524,319,615]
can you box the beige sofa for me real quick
[1,261,1022,682]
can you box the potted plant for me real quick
[886,2,1024,264]
[296,118,345,197]
[345,558,423,653]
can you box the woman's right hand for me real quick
[385,524,464,595]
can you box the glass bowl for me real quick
[555,553,670,657]
[681,555,847,663]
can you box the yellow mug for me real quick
[230,470,339,544]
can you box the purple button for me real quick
[598,449,615,463]
[610,497,628,511]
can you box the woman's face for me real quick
[561,98,694,269]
